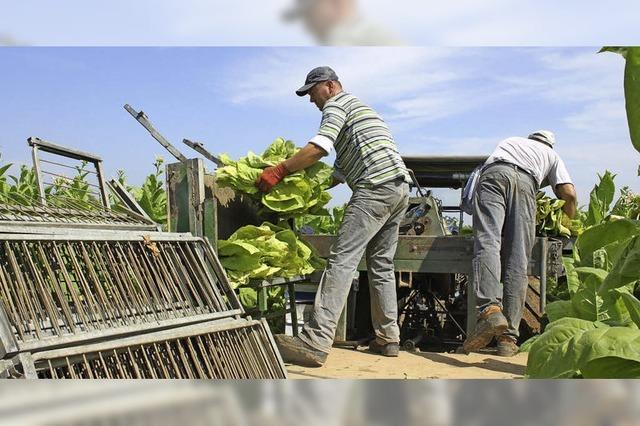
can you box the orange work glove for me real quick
[256,163,289,193]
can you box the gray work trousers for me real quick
[472,163,537,339]
[299,179,410,353]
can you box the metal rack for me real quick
[4,319,286,379]
[0,138,288,379]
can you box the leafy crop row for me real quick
[524,47,640,378]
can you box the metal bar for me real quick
[39,158,99,174]
[407,169,426,197]
[288,282,298,336]
[31,145,47,206]
[19,241,63,337]
[28,137,104,163]
[182,139,223,167]
[107,179,153,222]
[0,232,200,242]
[0,202,156,230]
[5,241,44,339]
[41,171,103,189]
[123,104,188,162]
[35,242,78,334]
[50,241,93,330]
[540,239,548,313]
[94,160,111,210]
[459,187,465,228]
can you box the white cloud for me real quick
[563,100,627,133]
[220,47,460,107]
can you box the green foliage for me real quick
[526,153,640,379]
[135,157,167,225]
[584,171,616,227]
[526,218,640,378]
[0,155,167,227]
[295,203,347,235]
[624,47,640,154]
[218,221,326,313]
[600,46,640,154]
[536,192,581,237]
[216,137,333,218]
[6,164,39,201]
[526,318,640,378]
[611,186,640,220]
[218,221,324,288]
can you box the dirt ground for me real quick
[286,347,529,379]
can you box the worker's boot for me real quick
[368,339,400,357]
[462,305,508,353]
[273,334,328,367]
[496,335,519,357]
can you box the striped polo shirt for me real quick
[309,92,409,189]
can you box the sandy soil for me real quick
[286,347,528,379]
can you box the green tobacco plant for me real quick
[525,218,640,378]
[526,318,640,378]
[218,221,325,312]
[584,171,616,228]
[0,155,168,228]
[218,221,324,288]
[611,186,640,220]
[536,192,581,237]
[216,137,333,218]
[136,157,167,226]
[296,203,347,235]
[600,46,640,154]
[114,163,167,227]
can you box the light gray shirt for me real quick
[486,137,573,188]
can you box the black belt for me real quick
[484,161,538,188]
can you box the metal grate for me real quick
[0,233,242,354]
[0,198,156,231]
[0,137,157,232]
[19,319,286,379]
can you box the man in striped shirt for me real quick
[257,66,411,367]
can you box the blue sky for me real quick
[0,47,638,210]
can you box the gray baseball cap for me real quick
[296,66,339,96]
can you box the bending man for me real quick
[463,130,577,356]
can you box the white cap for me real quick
[528,130,555,147]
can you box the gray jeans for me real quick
[299,179,410,353]
[472,163,536,339]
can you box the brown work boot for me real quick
[462,305,508,353]
[496,335,519,357]
[368,339,400,357]
[273,334,328,367]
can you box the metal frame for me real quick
[183,138,223,167]
[28,137,110,209]
[0,233,243,357]
[0,137,158,232]
[248,275,308,336]
[5,318,287,379]
[302,234,563,334]
[107,178,156,224]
